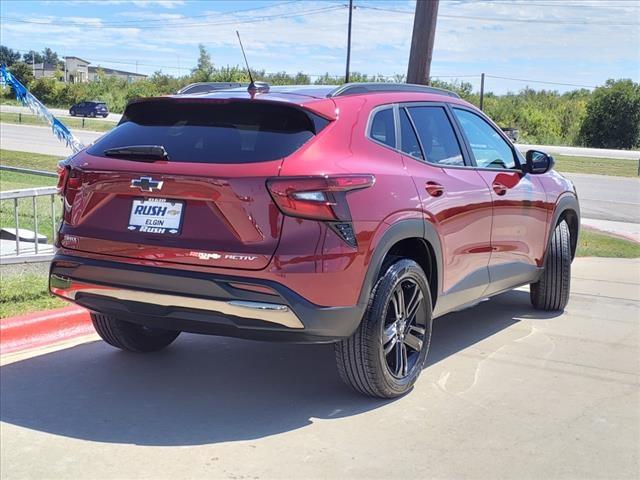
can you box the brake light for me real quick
[56,162,82,195]
[56,161,68,194]
[267,175,374,221]
[57,163,83,224]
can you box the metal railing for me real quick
[0,186,60,264]
[1,165,58,178]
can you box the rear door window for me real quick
[399,108,423,160]
[406,106,464,166]
[88,101,329,163]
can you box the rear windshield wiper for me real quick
[103,145,169,161]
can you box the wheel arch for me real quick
[358,219,442,311]
[547,194,580,261]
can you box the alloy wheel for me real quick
[381,278,427,378]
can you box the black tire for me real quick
[69,110,75,116]
[102,114,109,118]
[91,313,180,353]
[89,111,96,118]
[335,259,433,398]
[530,220,571,311]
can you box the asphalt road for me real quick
[0,123,104,157]
[1,257,638,479]
[1,104,122,123]
[565,172,640,224]
[2,123,639,225]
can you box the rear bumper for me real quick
[49,255,364,343]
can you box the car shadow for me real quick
[0,289,562,446]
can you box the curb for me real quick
[0,306,93,355]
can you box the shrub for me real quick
[579,79,640,149]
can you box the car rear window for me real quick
[88,101,329,163]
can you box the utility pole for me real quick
[32,51,35,78]
[406,0,439,85]
[345,0,353,83]
[480,72,485,110]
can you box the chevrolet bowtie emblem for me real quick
[131,176,163,192]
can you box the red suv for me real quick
[50,83,579,398]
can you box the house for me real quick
[63,56,147,83]
[88,66,147,83]
[64,56,90,83]
[32,62,59,79]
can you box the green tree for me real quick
[579,79,640,149]
[29,77,63,104]
[191,44,214,82]
[41,47,59,65]
[8,62,34,85]
[0,45,21,66]
[430,78,473,99]
[22,50,44,64]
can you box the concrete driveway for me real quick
[1,257,638,479]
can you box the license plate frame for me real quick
[128,197,184,235]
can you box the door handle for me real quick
[425,181,444,197]
[492,182,508,196]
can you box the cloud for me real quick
[43,0,184,7]
[2,0,638,92]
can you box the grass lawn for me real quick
[0,170,56,190]
[554,155,638,178]
[0,273,66,318]
[0,98,23,107]
[0,111,115,132]
[1,149,62,172]
[576,228,640,258]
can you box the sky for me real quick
[1,0,638,93]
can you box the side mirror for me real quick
[525,150,555,174]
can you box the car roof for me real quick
[171,83,463,105]
[134,83,471,122]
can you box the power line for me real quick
[485,74,597,88]
[67,0,301,25]
[0,1,319,26]
[357,5,640,26]
[3,5,346,30]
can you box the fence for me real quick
[0,185,60,264]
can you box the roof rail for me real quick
[328,82,461,99]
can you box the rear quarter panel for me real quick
[275,95,422,306]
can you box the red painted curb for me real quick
[0,306,94,355]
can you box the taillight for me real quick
[56,161,68,194]
[56,162,82,195]
[267,175,375,221]
[57,163,83,224]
